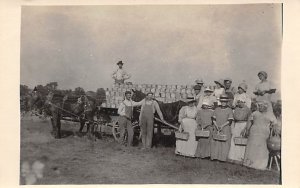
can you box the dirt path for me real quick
[20,118,280,184]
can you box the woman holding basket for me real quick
[195,99,214,158]
[228,98,251,164]
[175,98,198,157]
[210,94,234,162]
[243,100,278,170]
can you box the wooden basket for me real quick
[213,132,228,141]
[175,131,189,141]
[195,128,210,138]
[234,137,248,146]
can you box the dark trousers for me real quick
[118,116,134,146]
[140,115,154,148]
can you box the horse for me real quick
[131,89,187,146]
[131,89,187,125]
[31,90,101,139]
[27,91,46,116]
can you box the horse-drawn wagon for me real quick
[26,82,192,142]
[98,82,193,143]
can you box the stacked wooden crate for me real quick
[101,83,195,108]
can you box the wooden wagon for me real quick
[95,105,179,142]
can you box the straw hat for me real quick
[258,71,268,78]
[214,79,225,88]
[257,100,269,107]
[117,61,124,65]
[193,85,202,90]
[183,97,196,103]
[219,94,230,102]
[238,83,248,92]
[202,98,212,107]
[237,96,247,103]
[195,78,204,85]
[204,86,214,92]
[224,78,232,83]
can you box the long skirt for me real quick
[228,122,247,162]
[243,125,269,170]
[210,126,232,161]
[195,126,213,158]
[175,118,198,157]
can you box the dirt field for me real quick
[20,116,280,184]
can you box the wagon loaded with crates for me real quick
[98,82,196,142]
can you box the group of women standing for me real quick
[175,71,279,171]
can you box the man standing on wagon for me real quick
[112,60,131,84]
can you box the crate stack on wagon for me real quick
[101,83,196,108]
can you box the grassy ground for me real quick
[20,116,280,184]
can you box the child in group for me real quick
[210,94,234,162]
[195,100,214,158]
[228,99,251,164]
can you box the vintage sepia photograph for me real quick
[20,4,282,184]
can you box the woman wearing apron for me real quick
[175,98,198,157]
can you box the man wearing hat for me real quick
[214,79,225,106]
[193,84,204,106]
[112,60,131,84]
[197,86,217,110]
[195,78,204,87]
[195,78,205,94]
[117,91,143,146]
[224,78,237,108]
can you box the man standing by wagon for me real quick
[112,60,131,84]
[117,91,143,147]
[139,92,165,150]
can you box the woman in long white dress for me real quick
[175,98,198,157]
[243,101,278,170]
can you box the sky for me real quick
[20,4,282,99]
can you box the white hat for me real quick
[204,86,214,92]
[195,78,204,84]
[202,98,212,106]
